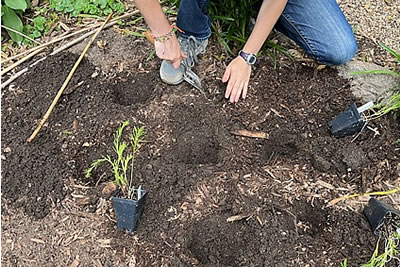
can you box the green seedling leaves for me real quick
[2,5,24,44]
[5,0,28,11]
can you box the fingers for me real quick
[222,64,231,83]
[242,81,249,99]
[229,82,244,103]
[225,78,236,99]
[181,50,187,59]
[171,58,181,69]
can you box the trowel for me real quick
[328,101,374,138]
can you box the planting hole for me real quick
[174,129,220,164]
[111,73,157,106]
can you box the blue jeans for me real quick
[176,0,357,65]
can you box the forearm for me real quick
[243,0,287,54]
[134,0,171,36]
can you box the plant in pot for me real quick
[85,120,147,232]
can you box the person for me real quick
[134,0,357,103]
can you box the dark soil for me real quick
[2,28,399,266]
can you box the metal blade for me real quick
[182,63,202,90]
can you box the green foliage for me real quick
[1,0,30,44]
[49,0,125,17]
[164,0,287,57]
[208,0,259,55]
[360,232,400,267]
[24,15,50,38]
[85,121,146,199]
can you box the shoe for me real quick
[178,36,208,68]
[159,36,208,85]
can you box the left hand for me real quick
[222,56,252,103]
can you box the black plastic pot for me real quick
[328,103,365,138]
[363,198,400,236]
[112,189,148,232]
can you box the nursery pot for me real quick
[112,189,148,232]
[363,198,400,236]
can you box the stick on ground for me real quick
[231,129,269,139]
[27,13,113,143]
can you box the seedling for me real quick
[362,198,400,267]
[85,120,146,200]
[341,198,400,267]
[360,231,400,267]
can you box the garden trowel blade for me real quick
[183,67,202,90]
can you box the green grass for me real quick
[352,43,400,120]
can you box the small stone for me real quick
[4,147,11,153]
[102,182,117,195]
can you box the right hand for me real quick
[154,34,186,69]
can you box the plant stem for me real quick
[1,25,41,45]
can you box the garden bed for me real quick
[2,29,399,266]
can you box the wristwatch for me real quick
[238,50,257,65]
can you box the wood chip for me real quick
[249,111,271,129]
[97,238,112,248]
[326,197,345,207]
[231,129,268,139]
[31,238,45,244]
[69,259,80,267]
[271,108,285,118]
[316,180,335,190]
[63,81,84,95]
[227,213,252,222]
[180,202,189,211]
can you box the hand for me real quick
[222,56,252,103]
[154,34,186,69]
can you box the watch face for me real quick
[239,50,257,65]
[248,54,256,65]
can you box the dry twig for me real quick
[231,129,269,139]
[1,47,46,76]
[27,13,113,143]
[1,25,41,45]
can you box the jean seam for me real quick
[280,13,319,61]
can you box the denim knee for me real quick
[317,36,358,65]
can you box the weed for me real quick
[1,0,29,44]
[85,121,146,200]
[49,0,125,17]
